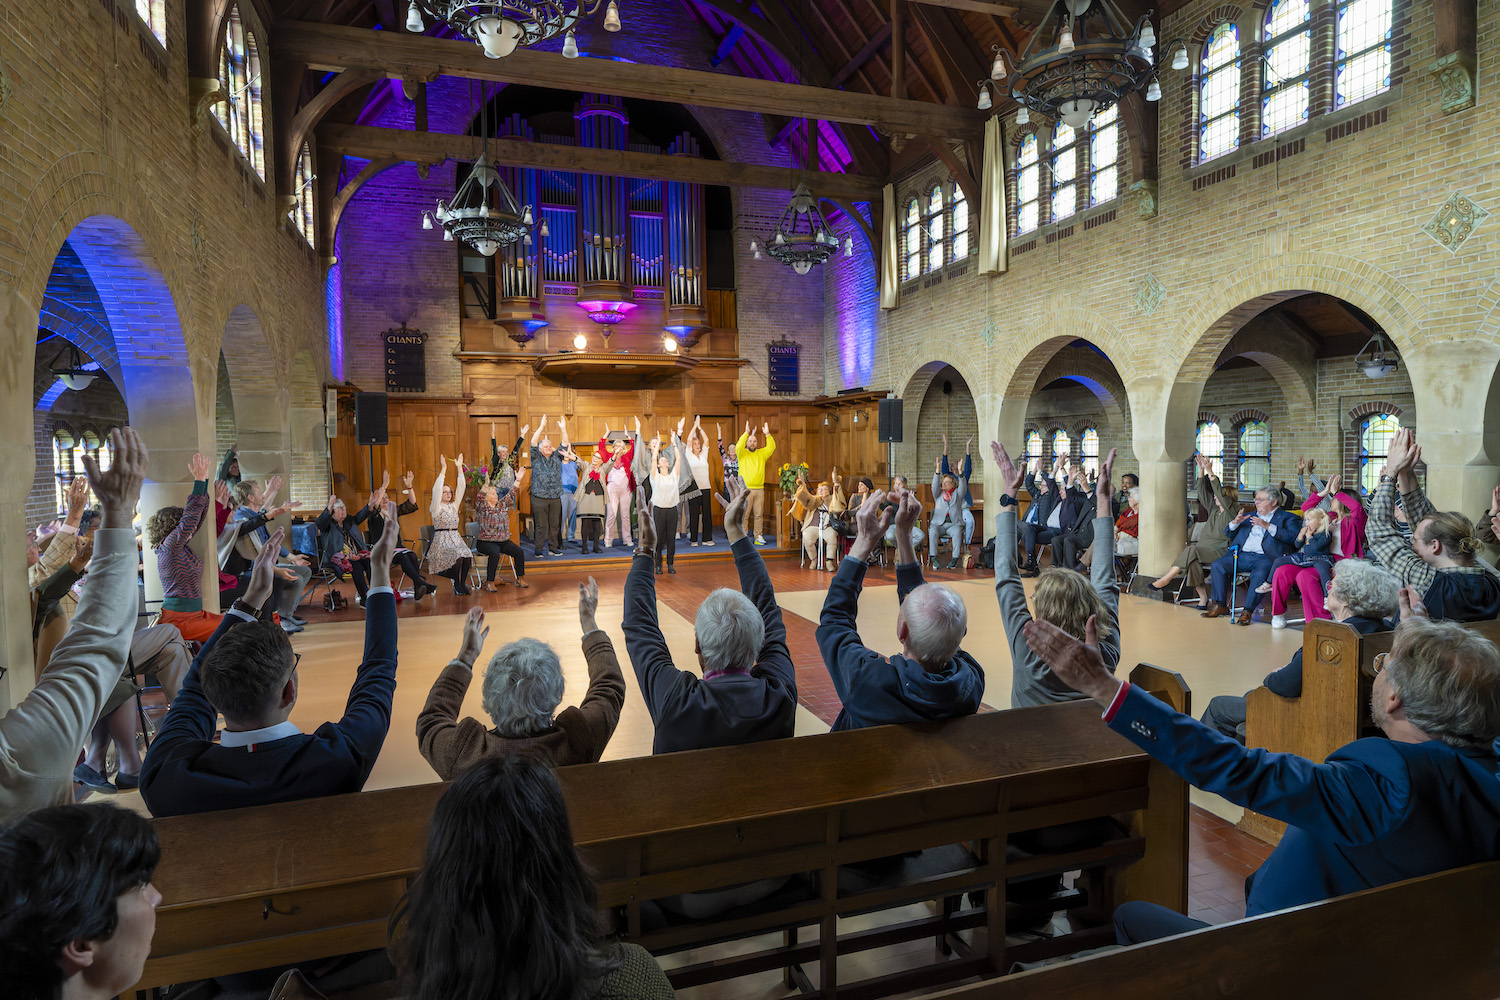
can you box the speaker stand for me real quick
[887,440,895,492]
[368,444,376,496]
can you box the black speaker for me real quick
[878,398,904,443]
[354,392,389,446]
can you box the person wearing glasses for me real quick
[140,511,402,817]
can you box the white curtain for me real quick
[978,115,1008,276]
[879,183,900,310]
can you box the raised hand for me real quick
[213,480,231,508]
[990,441,1022,496]
[519,424,530,439]
[379,470,390,491]
[676,417,685,436]
[1491,484,1500,516]
[242,527,285,610]
[404,470,415,491]
[1327,473,1343,496]
[634,416,642,436]
[718,477,750,544]
[189,452,211,481]
[579,576,599,633]
[716,422,722,438]
[965,436,973,453]
[457,607,490,665]
[455,453,465,470]
[1385,428,1417,477]
[762,422,770,436]
[69,532,95,573]
[895,490,921,533]
[1398,586,1429,620]
[634,485,657,555]
[942,433,949,452]
[265,474,285,502]
[369,501,400,587]
[267,501,295,519]
[848,488,895,562]
[1096,448,1117,498]
[1022,615,1120,705]
[328,493,340,510]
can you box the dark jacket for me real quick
[1022,471,1060,527]
[1423,567,1500,624]
[1262,615,1387,699]
[1108,682,1500,918]
[816,557,984,731]
[1055,486,1095,534]
[139,592,399,816]
[622,537,797,754]
[355,499,418,550]
[1224,507,1302,559]
[315,508,369,564]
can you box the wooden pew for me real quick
[132,667,1188,999]
[1240,617,1500,844]
[920,861,1500,999]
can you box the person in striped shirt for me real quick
[145,452,222,643]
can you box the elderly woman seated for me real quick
[417,578,626,779]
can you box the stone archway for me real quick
[895,359,983,488]
[218,303,292,489]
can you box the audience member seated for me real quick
[940,435,976,546]
[1024,609,1500,945]
[1114,487,1140,557]
[316,495,374,606]
[1,429,146,821]
[621,480,797,753]
[1113,472,1139,519]
[1264,474,1368,628]
[1367,428,1500,622]
[1295,457,1334,513]
[1048,462,1096,573]
[139,513,400,816]
[992,442,1121,708]
[359,473,437,600]
[391,754,674,1000]
[223,480,297,629]
[882,475,925,553]
[31,530,94,679]
[73,624,193,795]
[1201,558,1400,742]
[1201,485,1302,626]
[146,452,222,643]
[1017,459,1062,577]
[473,469,528,591]
[816,489,983,730]
[794,478,840,569]
[1149,455,1237,605]
[417,582,626,779]
[0,802,162,1000]
[929,457,970,570]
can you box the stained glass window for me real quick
[215,5,265,179]
[925,186,945,272]
[1052,428,1072,459]
[951,184,970,260]
[135,0,166,45]
[1051,124,1079,221]
[1262,0,1311,136]
[1089,106,1119,206]
[292,142,315,245]
[1081,427,1101,478]
[1015,133,1040,235]
[1199,23,1241,162]
[904,198,922,280]
[1359,413,1400,494]
[1237,420,1271,490]
[1196,421,1224,480]
[1024,429,1043,466]
[1336,0,1393,108]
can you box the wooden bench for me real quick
[1240,617,1500,844]
[132,665,1189,1000]
[922,861,1500,999]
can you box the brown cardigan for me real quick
[417,629,627,780]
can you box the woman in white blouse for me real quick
[649,439,682,574]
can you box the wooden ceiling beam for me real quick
[910,4,990,105]
[278,20,982,139]
[908,0,1018,15]
[318,122,887,200]
[851,0,944,103]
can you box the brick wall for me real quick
[913,366,981,485]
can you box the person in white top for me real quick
[649,438,683,574]
[685,416,715,546]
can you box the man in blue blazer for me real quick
[1021,609,1500,945]
[140,509,402,817]
[1202,486,1301,625]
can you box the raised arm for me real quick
[1366,430,1436,592]
[531,417,547,447]
[430,458,447,512]
[416,606,490,778]
[1091,449,1121,619]
[450,454,467,507]
[990,442,1034,642]
[335,504,401,770]
[620,487,684,717]
[727,483,793,691]
[817,496,884,704]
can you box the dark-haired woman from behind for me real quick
[391,754,675,1000]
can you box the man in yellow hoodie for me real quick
[735,421,776,545]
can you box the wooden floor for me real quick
[106,545,1297,994]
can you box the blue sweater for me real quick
[1110,684,1500,916]
[139,592,399,817]
[816,557,985,731]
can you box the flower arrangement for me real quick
[463,464,491,493]
[778,462,810,493]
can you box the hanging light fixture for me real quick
[428,80,531,255]
[1355,330,1399,379]
[49,343,100,391]
[976,81,993,110]
[761,183,840,276]
[992,0,1156,130]
[404,0,620,58]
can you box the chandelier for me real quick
[1355,331,1399,379]
[986,0,1157,129]
[48,342,100,391]
[753,184,843,276]
[426,153,531,256]
[405,0,621,59]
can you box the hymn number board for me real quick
[384,325,427,394]
[768,336,800,397]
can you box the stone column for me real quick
[232,386,294,549]
[0,288,41,712]
[1406,342,1500,533]
[1128,375,1203,576]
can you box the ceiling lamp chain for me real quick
[760,183,840,276]
[405,0,622,59]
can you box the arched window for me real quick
[1262,0,1311,136]
[1196,420,1224,480]
[1015,133,1040,235]
[951,184,970,260]
[1237,420,1271,489]
[924,185,945,272]
[215,4,265,179]
[52,424,76,513]
[1081,427,1101,477]
[1051,428,1072,461]
[1199,23,1242,162]
[1359,413,1400,494]
[134,0,166,45]
[1050,124,1079,221]
[1336,0,1393,108]
[903,198,921,280]
[1089,106,1119,206]
[292,142,316,245]
[1024,429,1043,467]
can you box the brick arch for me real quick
[1190,5,1247,44]
[894,351,984,411]
[1002,309,1135,402]
[1229,407,1271,427]
[1215,322,1317,414]
[1347,400,1404,422]
[1032,345,1129,427]
[1197,411,1223,426]
[37,299,117,373]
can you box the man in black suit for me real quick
[1203,487,1302,625]
[140,509,401,817]
[1018,460,1063,577]
[1049,462,1097,573]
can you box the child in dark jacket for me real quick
[1258,507,1334,596]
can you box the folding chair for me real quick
[464,523,486,590]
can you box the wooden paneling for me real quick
[706,288,737,330]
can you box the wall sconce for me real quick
[853,409,868,425]
[822,412,839,427]
[573,332,587,350]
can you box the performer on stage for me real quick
[577,449,613,555]
[649,437,682,574]
[429,454,474,595]
[685,416,715,546]
[735,421,775,545]
[600,422,634,549]
[475,468,528,591]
